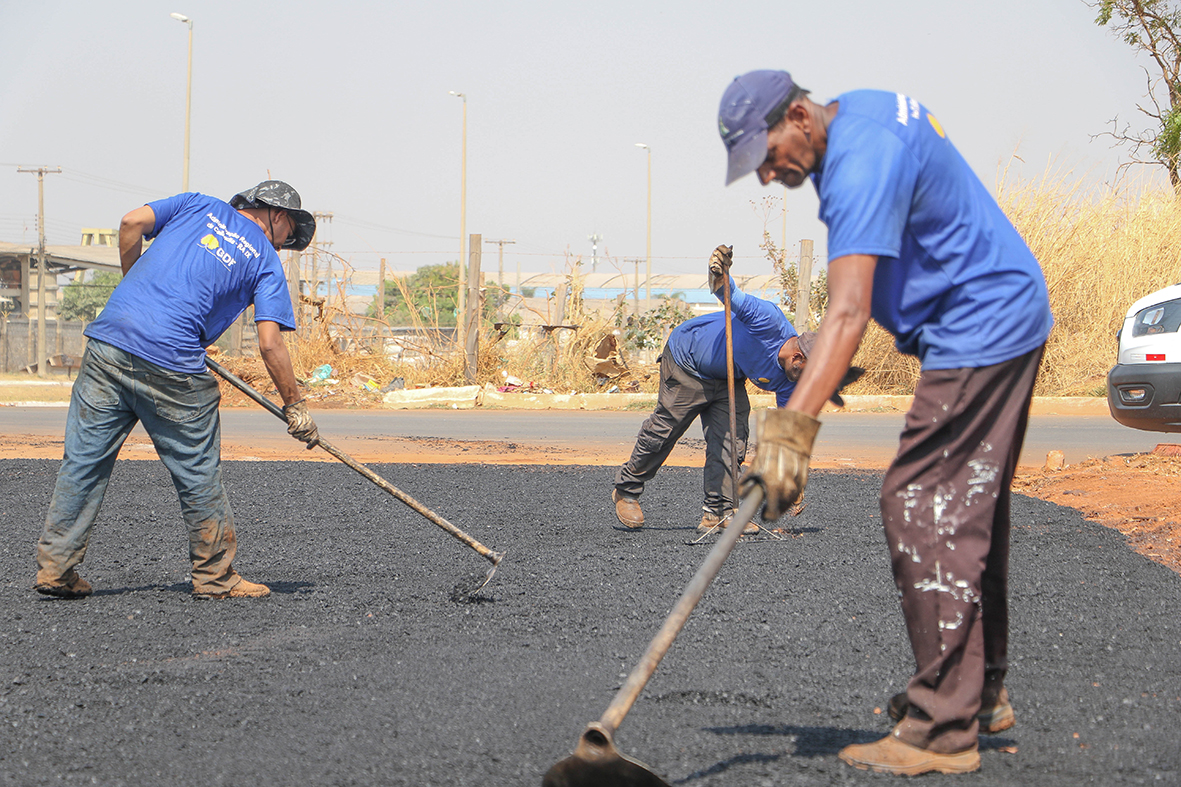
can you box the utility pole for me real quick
[18,166,61,377]
[449,91,467,351]
[311,211,333,307]
[798,239,814,330]
[484,238,516,289]
[625,258,642,315]
[170,12,194,191]
[377,258,387,320]
[465,234,481,384]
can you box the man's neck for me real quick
[237,208,274,245]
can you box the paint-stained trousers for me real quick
[615,352,749,513]
[882,345,1044,753]
[36,339,240,595]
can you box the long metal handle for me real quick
[598,486,764,733]
[722,273,740,517]
[204,356,503,568]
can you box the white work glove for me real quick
[282,399,319,449]
[740,408,820,520]
[707,244,734,294]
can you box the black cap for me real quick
[229,180,316,251]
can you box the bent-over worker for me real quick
[612,245,813,534]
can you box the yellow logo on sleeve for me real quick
[927,113,946,139]
[200,234,220,250]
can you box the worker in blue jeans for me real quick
[35,181,320,600]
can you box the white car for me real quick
[1108,282,1181,432]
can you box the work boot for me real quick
[193,573,271,600]
[34,568,93,599]
[839,732,980,775]
[887,687,1015,734]
[697,509,758,535]
[612,490,644,529]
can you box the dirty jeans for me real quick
[881,346,1043,753]
[615,352,749,513]
[36,339,240,595]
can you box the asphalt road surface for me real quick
[2,459,1177,785]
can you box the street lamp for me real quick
[635,143,651,304]
[450,91,467,346]
[170,12,193,192]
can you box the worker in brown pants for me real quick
[718,70,1053,774]
[879,348,1043,754]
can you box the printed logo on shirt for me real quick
[895,93,908,126]
[198,212,262,271]
[896,94,921,126]
[757,377,770,383]
[927,113,946,139]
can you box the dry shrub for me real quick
[249,262,658,399]
[847,322,921,395]
[831,170,1181,397]
[999,170,1181,395]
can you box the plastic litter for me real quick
[351,373,380,392]
[310,364,333,384]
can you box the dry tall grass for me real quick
[1000,172,1181,395]
[841,172,1181,397]
[233,173,1181,402]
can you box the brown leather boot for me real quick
[697,509,757,535]
[612,490,644,529]
[888,687,1015,734]
[193,573,271,600]
[839,732,980,775]
[34,568,93,599]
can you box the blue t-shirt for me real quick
[86,192,296,374]
[668,277,800,406]
[812,90,1052,369]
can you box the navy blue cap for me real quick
[718,70,797,185]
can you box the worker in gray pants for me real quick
[613,246,812,534]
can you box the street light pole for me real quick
[635,143,651,305]
[170,12,193,192]
[450,91,467,349]
[17,166,61,378]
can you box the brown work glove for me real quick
[740,408,821,520]
[707,244,734,293]
[282,399,319,449]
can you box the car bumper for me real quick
[1107,362,1181,432]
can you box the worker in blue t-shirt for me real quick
[35,181,320,601]
[612,252,813,535]
[719,71,1053,775]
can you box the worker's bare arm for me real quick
[118,206,156,275]
[256,320,302,406]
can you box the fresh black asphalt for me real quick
[1,459,1177,786]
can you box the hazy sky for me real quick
[0,0,1166,279]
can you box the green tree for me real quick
[59,270,121,321]
[370,262,460,327]
[615,295,696,352]
[1092,0,1181,190]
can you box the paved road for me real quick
[2,460,1177,785]
[0,406,1170,466]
